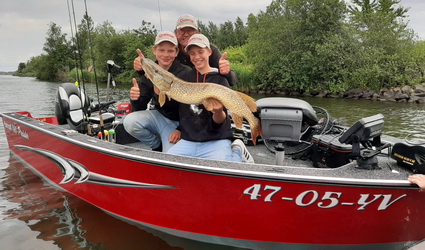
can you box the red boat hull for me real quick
[2,112,425,249]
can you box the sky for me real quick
[0,0,424,72]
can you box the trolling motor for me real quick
[391,134,425,173]
[106,60,120,102]
[338,114,390,169]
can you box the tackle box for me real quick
[312,134,353,168]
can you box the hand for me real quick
[218,52,230,75]
[203,98,224,113]
[169,130,181,144]
[408,174,425,189]
[133,49,145,71]
[130,78,140,100]
[203,98,226,124]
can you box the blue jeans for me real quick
[123,110,179,152]
[167,139,242,162]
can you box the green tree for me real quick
[246,0,350,92]
[91,21,120,82]
[216,21,236,50]
[133,20,156,47]
[347,0,417,89]
[234,17,248,47]
[37,22,72,81]
[76,14,96,69]
[17,63,26,73]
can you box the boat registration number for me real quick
[243,184,407,211]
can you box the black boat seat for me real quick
[55,83,90,131]
[256,97,318,142]
[54,83,115,132]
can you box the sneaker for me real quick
[232,139,254,163]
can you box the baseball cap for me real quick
[154,31,178,46]
[176,14,198,30]
[185,34,211,52]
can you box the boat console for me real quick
[257,97,318,141]
[257,97,318,165]
[256,97,391,169]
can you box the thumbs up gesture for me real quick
[218,52,230,75]
[130,78,140,100]
[133,49,145,71]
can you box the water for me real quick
[1,75,425,249]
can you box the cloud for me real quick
[0,0,423,72]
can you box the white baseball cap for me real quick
[176,14,198,30]
[154,31,178,46]
[185,34,210,52]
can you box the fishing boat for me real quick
[2,82,425,250]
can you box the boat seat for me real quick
[256,97,318,142]
[55,83,91,131]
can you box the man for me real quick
[134,14,237,86]
[123,31,190,152]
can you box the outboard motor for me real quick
[55,83,90,132]
[256,97,318,165]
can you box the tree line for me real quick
[15,0,425,94]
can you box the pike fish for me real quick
[142,58,262,145]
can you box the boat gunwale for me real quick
[1,112,416,188]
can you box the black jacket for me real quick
[131,60,191,121]
[177,68,233,142]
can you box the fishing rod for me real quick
[83,0,106,134]
[83,0,101,107]
[70,0,86,92]
[157,0,163,30]
[66,0,80,85]
[68,0,91,133]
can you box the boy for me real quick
[123,31,190,152]
[166,34,253,163]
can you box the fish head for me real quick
[141,58,173,91]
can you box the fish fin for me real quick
[236,92,257,112]
[159,93,166,107]
[250,118,262,146]
[231,113,244,129]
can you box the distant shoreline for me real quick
[0,72,15,75]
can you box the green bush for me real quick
[68,68,95,83]
[225,46,248,64]
[231,63,256,91]
[114,70,138,84]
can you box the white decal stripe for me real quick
[14,145,175,189]
[15,145,75,184]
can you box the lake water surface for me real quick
[1,75,424,249]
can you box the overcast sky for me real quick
[0,0,424,72]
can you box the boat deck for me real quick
[125,132,413,185]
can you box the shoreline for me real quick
[250,84,425,104]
